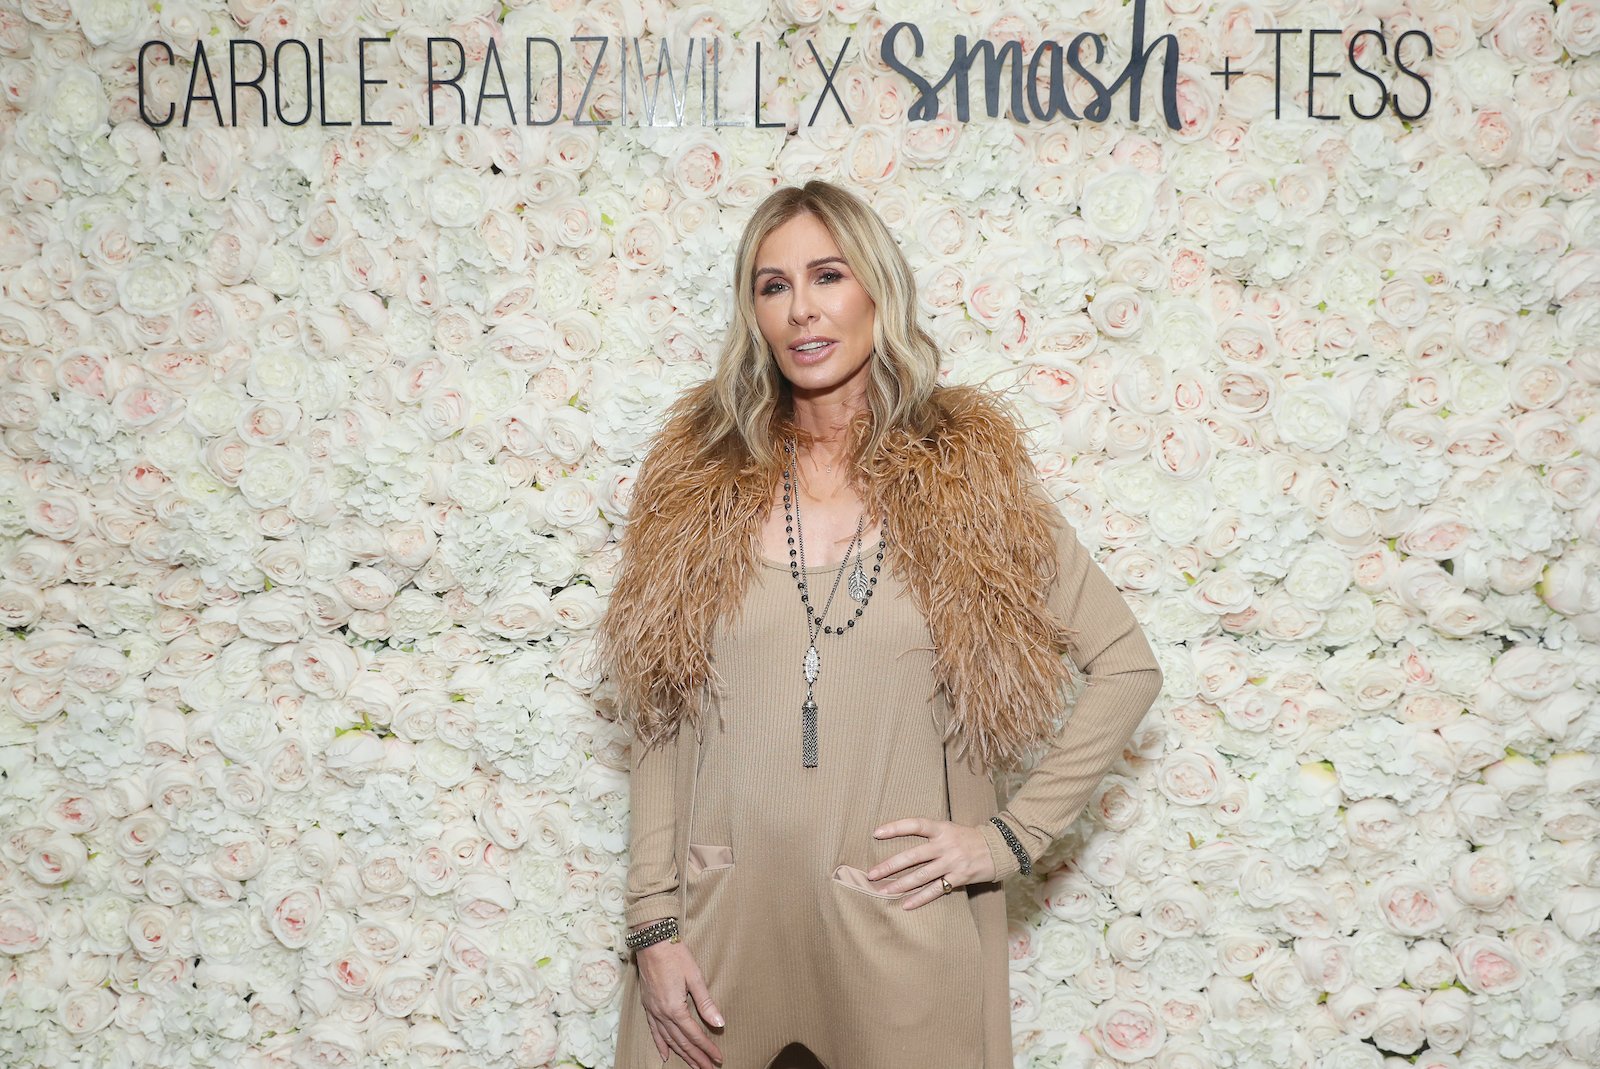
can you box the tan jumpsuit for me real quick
[615,517,1166,1069]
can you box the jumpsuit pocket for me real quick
[830,863,911,899]
[686,843,735,874]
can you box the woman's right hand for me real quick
[633,928,725,1069]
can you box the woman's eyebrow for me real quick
[754,256,847,279]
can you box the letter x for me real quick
[806,38,852,126]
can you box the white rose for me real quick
[192,906,254,962]
[1369,987,1425,1054]
[1141,877,1211,939]
[1404,938,1459,990]
[1079,167,1154,243]
[45,66,108,138]
[1420,985,1473,1052]
[237,447,309,510]
[115,255,189,318]
[1552,886,1600,943]
[1449,851,1512,910]
[1253,947,1316,1011]
[412,738,474,789]
[373,961,434,1017]
[1274,381,1351,452]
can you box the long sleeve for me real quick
[977,513,1164,881]
[624,727,682,930]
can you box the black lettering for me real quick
[572,35,609,126]
[525,37,560,125]
[317,39,350,125]
[1346,29,1389,120]
[138,40,174,127]
[1067,33,1112,123]
[1095,0,1180,128]
[1390,29,1432,121]
[805,37,851,126]
[881,22,943,123]
[358,37,392,126]
[230,40,267,127]
[1026,41,1078,121]
[183,40,224,126]
[1307,29,1341,119]
[950,35,1027,123]
[1255,28,1302,120]
[754,40,783,128]
[273,39,312,125]
[427,37,466,125]
[475,37,515,124]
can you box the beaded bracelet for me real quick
[625,916,681,952]
[988,815,1032,877]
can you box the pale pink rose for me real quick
[1369,876,1446,934]
[330,951,379,995]
[1093,997,1165,1060]
[1297,938,1356,998]
[1156,748,1226,805]
[1089,283,1149,339]
[1215,932,1273,977]
[266,886,324,949]
[1489,0,1562,61]
[125,902,172,960]
[1324,985,1376,1036]
[1449,852,1513,910]
[352,917,406,962]
[1253,949,1315,1010]
[1452,933,1525,994]
[359,849,411,896]
[58,986,117,1035]
[0,898,47,955]
[434,965,490,1030]
[291,637,360,697]
[211,835,267,882]
[180,866,242,907]
[568,950,622,1010]
[1555,0,1600,52]
[453,874,514,927]
[264,734,312,791]
[1342,800,1406,855]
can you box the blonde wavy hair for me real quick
[667,179,947,481]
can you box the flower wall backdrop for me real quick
[1,0,1598,1066]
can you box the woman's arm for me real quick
[624,726,682,930]
[977,513,1164,881]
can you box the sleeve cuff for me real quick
[624,893,680,931]
[979,819,1024,883]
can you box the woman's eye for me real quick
[759,270,842,296]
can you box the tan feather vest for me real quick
[595,380,1080,775]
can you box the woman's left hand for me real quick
[867,819,997,909]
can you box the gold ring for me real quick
[940,876,953,895]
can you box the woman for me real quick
[596,180,1163,1069]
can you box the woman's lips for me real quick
[791,340,837,365]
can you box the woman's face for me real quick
[751,213,876,406]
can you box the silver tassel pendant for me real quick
[801,693,818,767]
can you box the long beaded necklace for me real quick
[782,438,889,767]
